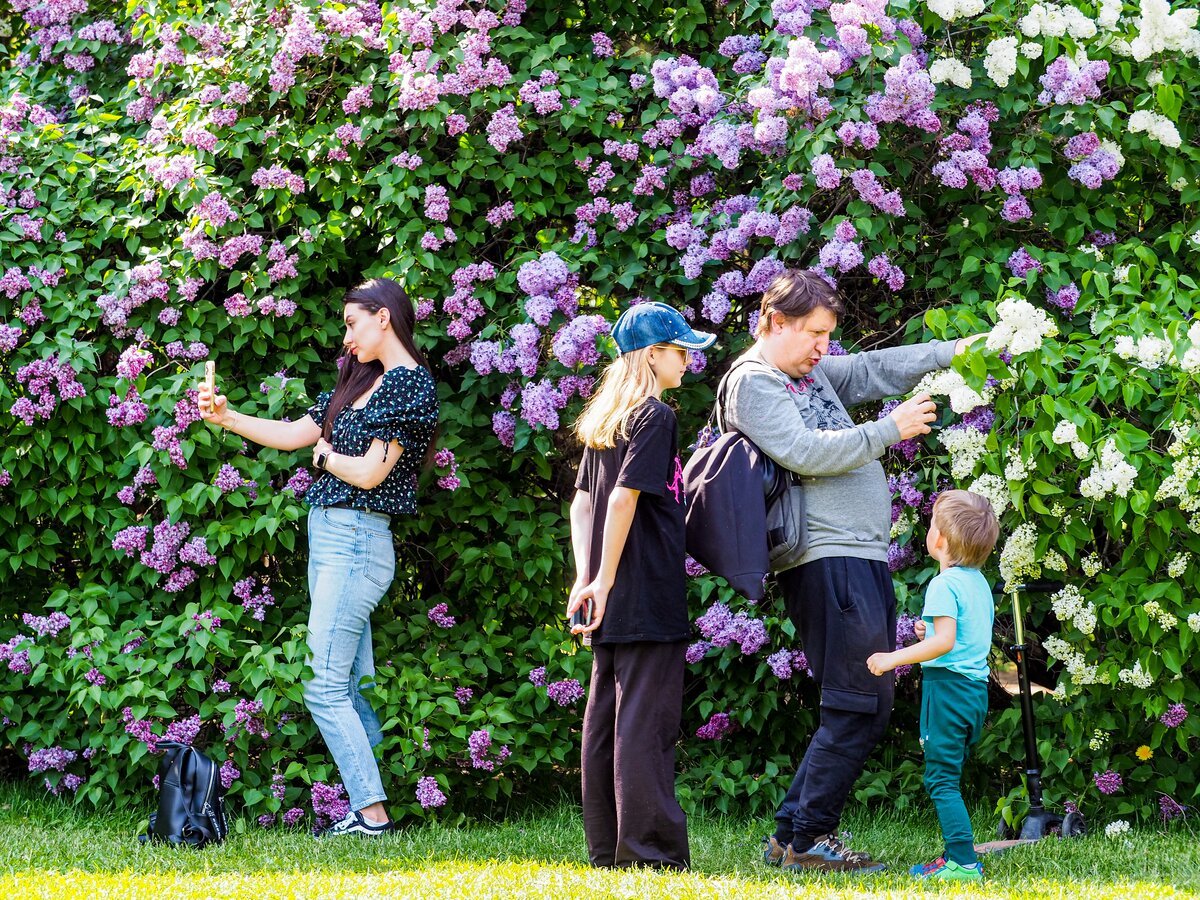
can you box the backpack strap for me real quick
[714,356,795,434]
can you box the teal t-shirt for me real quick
[921,566,994,683]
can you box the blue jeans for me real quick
[305,506,395,811]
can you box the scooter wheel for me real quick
[1061,811,1087,838]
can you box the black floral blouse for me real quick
[304,365,439,516]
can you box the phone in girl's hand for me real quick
[570,598,593,630]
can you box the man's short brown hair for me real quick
[756,269,845,336]
[932,490,1000,568]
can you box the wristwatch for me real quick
[316,451,329,471]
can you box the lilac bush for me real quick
[0,0,1197,827]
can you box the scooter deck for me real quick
[974,839,1040,855]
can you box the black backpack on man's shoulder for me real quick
[139,741,229,848]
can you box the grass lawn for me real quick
[1,784,1196,899]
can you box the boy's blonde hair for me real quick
[575,345,663,449]
[932,490,1000,568]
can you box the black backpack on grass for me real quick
[139,741,229,848]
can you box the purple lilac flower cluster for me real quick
[233,576,276,621]
[1039,55,1109,106]
[28,746,78,773]
[651,55,724,129]
[311,781,350,830]
[1094,769,1122,795]
[766,648,812,679]
[1046,283,1080,315]
[1064,132,1120,189]
[11,355,85,425]
[417,775,447,808]
[695,603,769,655]
[434,448,460,491]
[1007,247,1043,279]
[428,603,456,628]
[224,698,271,741]
[1160,703,1188,728]
[545,678,584,706]
[818,220,864,274]
[22,611,70,637]
[0,635,31,675]
[112,517,216,592]
[696,712,734,740]
[163,715,201,745]
[467,728,510,771]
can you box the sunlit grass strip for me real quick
[3,862,1197,900]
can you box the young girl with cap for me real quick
[567,301,715,869]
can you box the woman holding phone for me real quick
[197,277,438,837]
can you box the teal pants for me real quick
[920,667,989,865]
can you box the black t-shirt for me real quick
[574,397,688,644]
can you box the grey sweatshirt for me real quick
[721,340,958,566]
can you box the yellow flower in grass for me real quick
[1136,744,1154,761]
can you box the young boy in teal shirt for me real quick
[867,490,1000,882]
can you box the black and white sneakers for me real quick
[318,810,395,838]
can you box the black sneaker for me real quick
[318,810,394,838]
[781,833,887,873]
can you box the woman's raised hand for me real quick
[196,382,232,428]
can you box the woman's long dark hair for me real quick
[322,279,433,453]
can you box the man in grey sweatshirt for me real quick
[721,269,980,873]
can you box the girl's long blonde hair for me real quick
[575,345,663,449]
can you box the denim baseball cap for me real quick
[611,301,716,355]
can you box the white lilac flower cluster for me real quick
[1082,553,1103,576]
[1118,660,1155,688]
[1089,728,1111,751]
[1189,612,1200,632]
[1079,439,1138,500]
[1004,446,1032,481]
[1020,2,1098,39]
[1114,333,1172,369]
[1098,0,1123,29]
[940,426,990,480]
[1153,430,1200,530]
[912,368,993,414]
[984,37,1019,87]
[1043,634,1102,686]
[929,57,972,89]
[1105,820,1132,839]
[987,296,1059,356]
[1167,551,1191,578]
[999,523,1041,587]
[1042,550,1069,571]
[1128,110,1183,148]
[891,507,915,540]
[927,0,985,21]
[1052,420,1091,459]
[968,473,1010,517]
[1143,600,1178,630]
[1051,584,1098,634]
[1128,0,1200,61]
[1178,321,1200,373]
